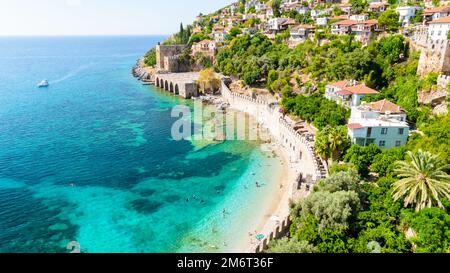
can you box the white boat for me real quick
[37,80,49,88]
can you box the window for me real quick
[381,128,388,135]
[396,141,402,147]
[379,140,386,147]
[399,128,404,135]
[367,127,372,138]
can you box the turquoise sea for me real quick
[0,36,284,253]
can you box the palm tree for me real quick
[328,126,349,160]
[315,126,349,162]
[393,150,450,211]
[315,133,331,162]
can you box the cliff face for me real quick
[417,39,450,76]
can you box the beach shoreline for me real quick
[134,67,321,254]
[237,141,300,253]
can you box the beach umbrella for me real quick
[255,234,265,241]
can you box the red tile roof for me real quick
[362,19,378,26]
[344,84,379,95]
[337,90,353,96]
[331,15,349,21]
[330,80,353,89]
[348,123,364,129]
[369,2,389,8]
[292,24,315,30]
[423,6,450,15]
[366,99,405,114]
[333,19,357,26]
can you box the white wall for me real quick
[429,22,450,41]
[221,81,324,181]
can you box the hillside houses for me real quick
[368,2,389,13]
[192,40,216,58]
[423,6,450,23]
[339,3,352,14]
[325,80,379,108]
[428,15,450,40]
[347,100,410,149]
[396,6,422,27]
[290,24,315,41]
[268,17,296,32]
[331,19,382,44]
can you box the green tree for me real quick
[350,0,368,14]
[268,238,317,253]
[143,48,157,67]
[393,150,450,211]
[401,206,450,253]
[378,10,400,33]
[297,190,361,232]
[197,68,220,94]
[371,147,407,177]
[314,171,362,194]
[344,144,382,177]
[315,126,351,161]
[271,0,282,17]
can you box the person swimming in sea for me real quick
[222,209,227,218]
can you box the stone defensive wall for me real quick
[221,80,327,253]
[221,80,326,182]
[154,72,199,99]
[418,39,450,76]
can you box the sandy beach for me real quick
[239,140,303,253]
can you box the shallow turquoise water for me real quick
[0,36,283,253]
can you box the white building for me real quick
[349,14,369,22]
[311,9,331,19]
[428,15,450,41]
[339,3,352,14]
[256,2,268,12]
[191,40,216,57]
[423,6,450,22]
[296,6,311,15]
[290,24,315,41]
[368,2,389,13]
[213,30,227,43]
[325,80,379,108]
[316,17,330,27]
[396,6,422,26]
[268,18,296,31]
[347,100,410,149]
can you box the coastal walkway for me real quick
[154,72,199,99]
[220,79,328,253]
[134,69,328,253]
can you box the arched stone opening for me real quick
[175,84,179,95]
[165,81,169,91]
[170,82,174,93]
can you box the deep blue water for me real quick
[0,36,283,253]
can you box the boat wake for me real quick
[51,63,95,84]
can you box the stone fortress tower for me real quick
[155,44,190,73]
[415,16,450,77]
[417,39,450,76]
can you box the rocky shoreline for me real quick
[132,59,154,84]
